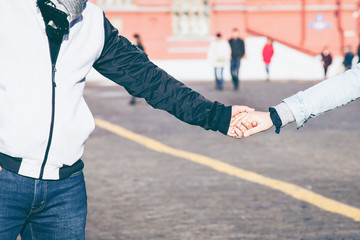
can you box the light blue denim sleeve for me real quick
[283,64,360,128]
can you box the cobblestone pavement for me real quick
[83,80,360,240]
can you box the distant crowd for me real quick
[207,28,359,91]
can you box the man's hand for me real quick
[227,105,254,138]
[237,111,273,137]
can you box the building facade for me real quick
[90,0,360,59]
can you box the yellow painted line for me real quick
[95,118,360,222]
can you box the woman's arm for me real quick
[235,64,360,137]
[275,64,360,129]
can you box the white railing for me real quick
[172,0,210,36]
[97,0,134,7]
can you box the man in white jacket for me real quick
[207,33,231,90]
[0,1,252,239]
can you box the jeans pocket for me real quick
[69,170,83,178]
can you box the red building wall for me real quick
[91,0,360,59]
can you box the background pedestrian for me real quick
[129,33,145,105]
[207,33,231,91]
[262,38,274,82]
[228,28,245,90]
[320,46,332,79]
[343,46,354,70]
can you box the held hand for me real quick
[237,111,273,137]
[227,105,255,138]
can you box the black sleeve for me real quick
[93,15,232,135]
[241,39,245,57]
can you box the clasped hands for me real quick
[227,106,274,138]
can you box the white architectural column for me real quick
[172,0,210,36]
[97,0,134,7]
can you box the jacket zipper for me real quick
[37,2,67,179]
[39,63,57,179]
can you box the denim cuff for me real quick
[283,92,310,128]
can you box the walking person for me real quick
[0,1,252,239]
[320,46,332,79]
[343,46,354,71]
[207,33,231,91]
[262,38,274,82]
[229,28,245,90]
[129,33,145,105]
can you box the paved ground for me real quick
[83,79,360,240]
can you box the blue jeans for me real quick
[265,64,270,74]
[230,59,241,90]
[214,67,224,90]
[0,168,87,240]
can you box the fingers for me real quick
[230,111,273,139]
[231,105,255,117]
[228,116,249,139]
[228,121,247,138]
[228,126,244,139]
[233,119,253,138]
[230,113,248,127]
[228,106,261,139]
[227,130,238,138]
[234,126,244,138]
[241,120,253,130]
[244,106,255,112]
[236,106,255,113]
[243,127,261,138]
[230,117,250,139]
[230,114,254,139]
[243,114,273,137]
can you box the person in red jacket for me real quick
[262,38,274,81]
